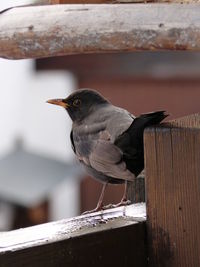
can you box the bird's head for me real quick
[47,89,109,122]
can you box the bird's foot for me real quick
[82,205,103,215]
[102,200,131,210]
[102,204,115,210]
[113,199,131,208]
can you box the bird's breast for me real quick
[73,132,93,157]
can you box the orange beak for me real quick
[46,99,69,108]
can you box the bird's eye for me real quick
[73,99,81,107]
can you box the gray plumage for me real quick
[47,89,167,212]
[71,102,135,183]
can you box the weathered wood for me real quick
[1,4,200,59]
[127,172,145,203]
[144,114,200,267]
[0,203,146,267]
[49,0,156,3]
[50,0,118,3]
[49,0,200,3]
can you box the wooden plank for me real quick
[50,0,117,3]
[49,0,200,3]
[0,203,146,267]
[1,4,200,59]
[144,114,200,267]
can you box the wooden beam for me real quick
[0,203,146,267]
[144,114,200,266]
[1,4,200,59]
[36,52,200,79]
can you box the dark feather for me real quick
[70,130,76,153]
[115,111,168,176]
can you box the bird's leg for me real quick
[82,183,107,215]
[102,181,131,210]
[114,180,131,207]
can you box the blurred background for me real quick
[1,0,200,231]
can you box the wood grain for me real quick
[0,203,146,267]
[144,114,200,267]
[127,172,145,203]
[1,4,200,59]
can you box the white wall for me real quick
[0,60,76,161]
[0,0,31,156]
[0,59,30,156]
[0,0,76,161]
[20,71,75,162]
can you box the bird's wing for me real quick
[71,126,135,181]
[70,130,76,153]
[88,133,135,182]
[71,106,136,181]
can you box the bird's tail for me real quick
[115,111,168,177]
[126,110,168,141]
[137,110,168,127]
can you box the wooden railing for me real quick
[0,204,146,267]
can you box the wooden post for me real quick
[127,172,145,203]
[144,114,200,267]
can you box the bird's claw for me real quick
[102,200,131,210]
[113,199,131,208]
[81,199,131,214]
[82,210,95,215]
[102,204,115,210]
[81,205,103,215]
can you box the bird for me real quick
[47,89,167,213]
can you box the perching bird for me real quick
[47,89,167,213]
